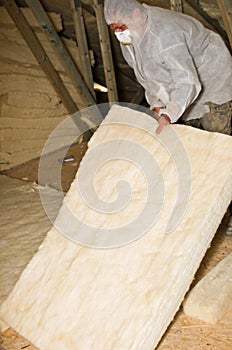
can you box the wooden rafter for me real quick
[25,0,96,107]
[3,0,79,115]
[93,0,118,103]
[70,0,96,99]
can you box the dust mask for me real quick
[114,29,132,45]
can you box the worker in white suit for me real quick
[104,0,232,135]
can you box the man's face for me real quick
[109,23,128,32]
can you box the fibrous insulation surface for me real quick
[0,176,60,304]
[1,105,232,350]
[184,252,232,324]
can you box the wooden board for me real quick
[0,105,232,350]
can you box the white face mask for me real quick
[114,29,132,45]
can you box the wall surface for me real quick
[0,7,86,171]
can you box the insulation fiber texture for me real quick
[184,252,232,324]
[1,105,232,350]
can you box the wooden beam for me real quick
[93,0,118,103]
[70,0,96,99]
[3,0,78,115]
[185,0,230,51]
[216,0,232,49]
[25,0,96,107]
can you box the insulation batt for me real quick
[184,252,232,324]
[0,105,232,350]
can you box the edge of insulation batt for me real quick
[183,252,232,324]
[0,105,232,350]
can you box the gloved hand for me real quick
[153,107,170,134]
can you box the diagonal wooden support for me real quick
[25,0,96,107]
[3,0,79,115]
[93,0,118,103]
[70,0,96,100]
[216,0,232,49]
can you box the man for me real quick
[104,0,232,135]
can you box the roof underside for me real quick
[3,0,231,106]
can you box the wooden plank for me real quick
[70,0,96,99]
[216,0,232,49]
[25,0,96,107]
[3,0,78,115]
[93,0,118,102]
[0,105,232,350]
[184,252,232,324]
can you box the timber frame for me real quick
[2,0,232,114]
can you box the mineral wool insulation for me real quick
[1,105,232,350]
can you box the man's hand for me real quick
[156,114,170,134]
[153,108,170,134]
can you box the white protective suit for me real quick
[104,0,232,122]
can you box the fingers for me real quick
[156,123,165,134]
[155,115,170,134]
